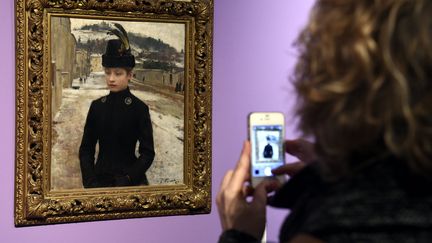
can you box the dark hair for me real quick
[124,67,133,74]
[293,0,432,177]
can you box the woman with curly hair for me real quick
[217,0,432,242]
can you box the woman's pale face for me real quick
[104,67,131,92]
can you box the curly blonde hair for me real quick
[293,0,432,176]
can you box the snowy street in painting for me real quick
[51,72,184,190]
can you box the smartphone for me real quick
[248,112,286,188]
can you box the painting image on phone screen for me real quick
[251,125,284,177]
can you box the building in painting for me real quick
[50,17,77,117]
[133,68,185,91]
[75,49,90,79]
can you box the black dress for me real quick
[79,87,155,188]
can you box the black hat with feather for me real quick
[102,23,135,68]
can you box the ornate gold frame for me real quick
[15,0,212,226]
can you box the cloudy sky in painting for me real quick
[70,18,185,52]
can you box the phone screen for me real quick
[250,124,284,177]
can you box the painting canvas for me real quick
[50,17,185,190]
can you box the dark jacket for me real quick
[79,87,155,188]
[263,143,273,158]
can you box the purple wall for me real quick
[0,0,314,242]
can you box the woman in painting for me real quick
[79,23,155,188]
[263,135,273,159]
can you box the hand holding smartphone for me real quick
[248,112,286,188]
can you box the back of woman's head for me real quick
[294,0,432,176]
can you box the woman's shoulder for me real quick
[87,96,108,108]
[128,92,149,110]
[278,158,432,242]
[316,159,432,228]
[273,157,432,207]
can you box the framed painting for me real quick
[15,0,213,226]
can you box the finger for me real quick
[251,179,279,207]
[284,139,316,163]
[216,171,234,230]
[216,170,233,208]
[219,170,234,191]
[271,161,306,176]
[228,141,252,193]
[216,170,234,209]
